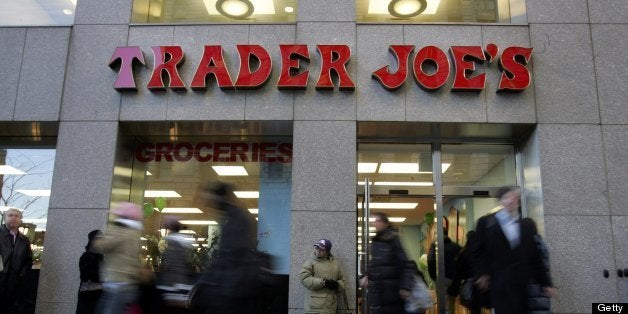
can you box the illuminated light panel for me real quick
[368,217,406,223]
[356,202,418,209]
[378,163,419,173]
[146,171,153,176]
[23,219,47,224]
[234,191,259,199]
[212,166,248,176]
[179,230,196,234]
[144,190,182,198]
[203,0,275,15]
[16,189,51,197]
[373,181,433,186]
[161,208,203,214]
[0,165,26,175]
[248,208,259,214]
[180,220,218,225]
[442,163,451,173]
[358,163,378,173]
[367,0,439,15]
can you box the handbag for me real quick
[526,282,550,313]
[459,278,474,308]
[404,275,434,313]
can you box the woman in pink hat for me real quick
[91,202,143,314]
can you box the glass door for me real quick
[357,142,519,314]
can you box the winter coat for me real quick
[0,224,33,308]
[300,253,345,314]
[198,200,259,299]
[159,233,194,287]
[471,213,550,314]
[427,235,461,281]
[91,220,142,285]
[367,227,413,314]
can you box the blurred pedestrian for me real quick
[76,230,104,314]
[359,212,414,314]
[448,231,486,314]
[190,182,259,314]
[521,217,554,314]
[157,216,195,314]
[427,217,460,314]
[471,186,556,314]
[300,238,345,314]
[0,208,33,314]
[92,202,143,314]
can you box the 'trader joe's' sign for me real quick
[109,44,532,93]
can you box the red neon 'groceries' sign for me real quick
[110,44,532,93]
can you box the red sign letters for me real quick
[110,43,532,93]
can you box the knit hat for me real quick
[111,202,143,221]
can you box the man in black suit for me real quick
[471,186,556,314]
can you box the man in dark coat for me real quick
[359,212,413,314]
[471,186,556,314]
[0,208,33,314]
[191,182,259,314]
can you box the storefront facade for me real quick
[1,1,627,313]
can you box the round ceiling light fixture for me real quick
[388,0,427,18]
[216,0,254,19]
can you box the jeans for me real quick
[96,283,138,314]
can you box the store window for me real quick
[0,147,56,268]
[0,0,77,26]
[114,133,292,306]
[131,0,297,24]
[356,0,527,23]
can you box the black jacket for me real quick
[0,224,33,306]
[367,227,413,314]
[427,236,461,281]
[471,212,550,314]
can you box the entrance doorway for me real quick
[356,139,518,314]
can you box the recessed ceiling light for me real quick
[248,208,259,214]
[144,190,182,198]
[161,208,203,214]
[180,220,218,225]
[379,163,419,173]
[284,6,294,13]
[0,165,26,175]
[358,163,378,173]
[63,9,73,15]
[212,166,248,176]
[234,191,259,198]
[368,217,406,222]
[356,202,418,209]
[373,181,433,186]
[16,190,51,197]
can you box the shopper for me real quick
[359,212,414,314]
[157,216,195,314]
[76,230,104,314]
[427,218,461,314]
[300,238,346,314]
[92,202,143,314]
[190,181,259,314]
[0,208,33,314]
[471,186,556,314]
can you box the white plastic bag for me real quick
[405,275,434,313]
